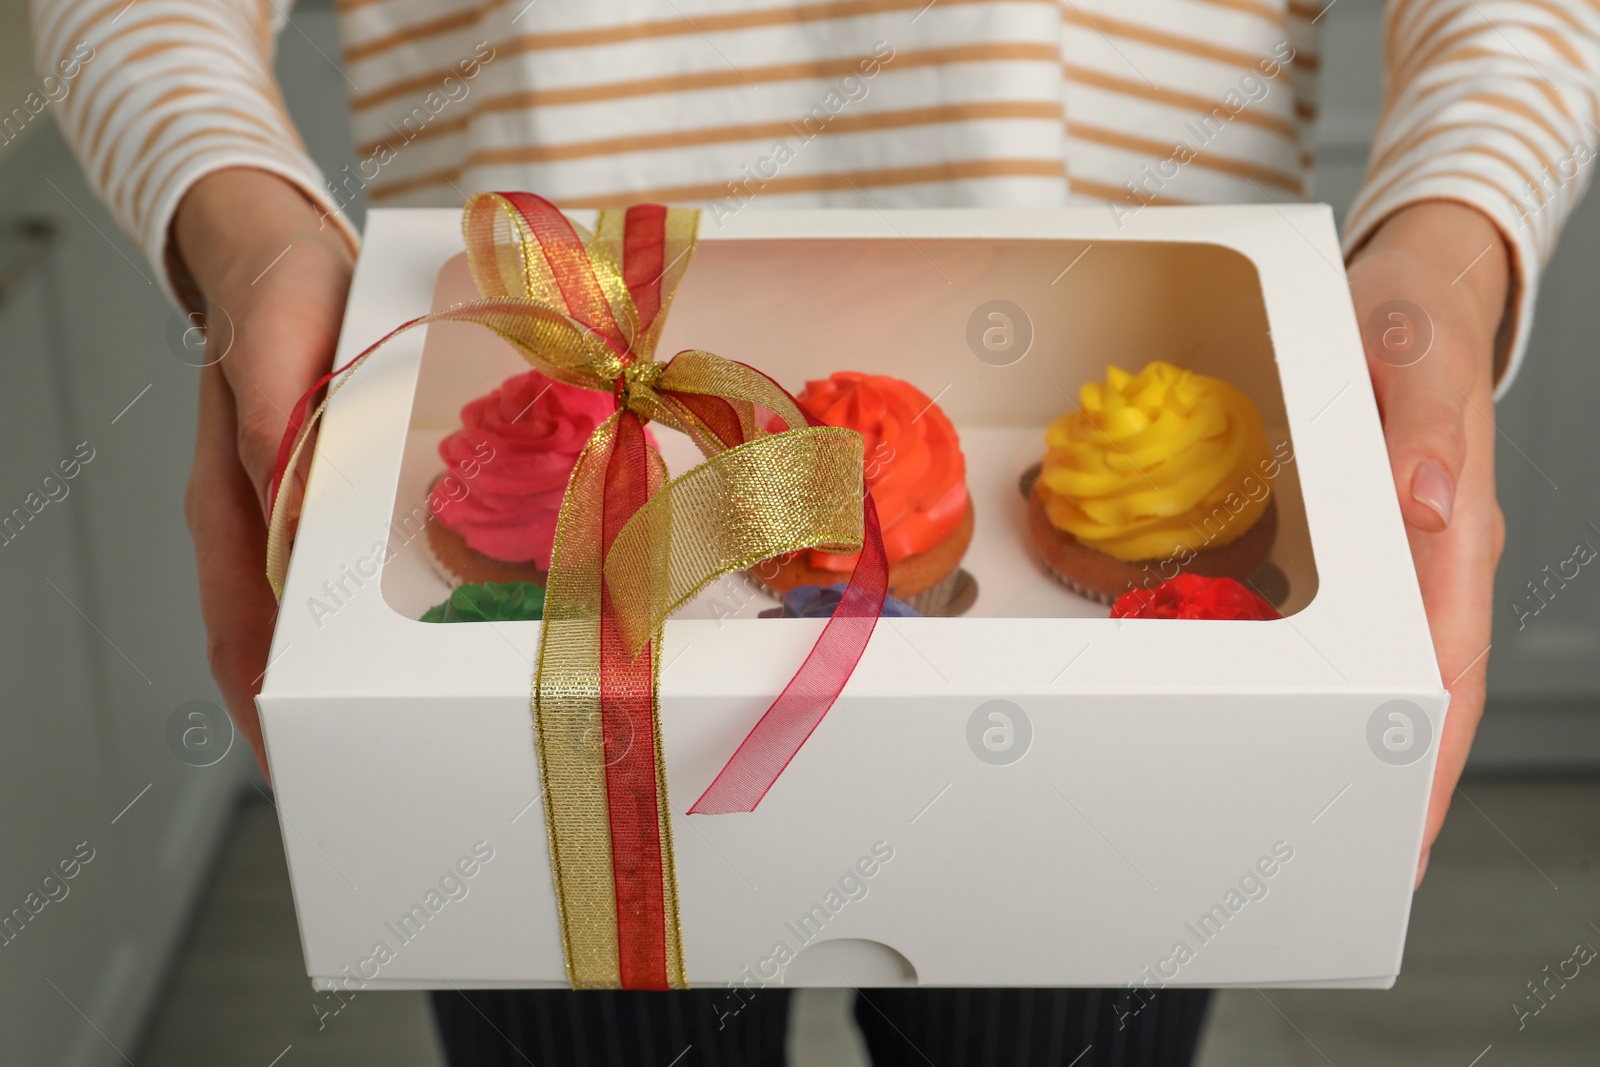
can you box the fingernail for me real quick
[1412,461,1454,526]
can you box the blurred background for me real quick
[1,0,1596,1063]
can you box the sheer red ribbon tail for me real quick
[597,411,672,990]
[688,493,888,815]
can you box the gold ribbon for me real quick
[266,194,868,989]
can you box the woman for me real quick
[32,0,1595,1061]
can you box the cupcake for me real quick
[421,581,546,623]
[1028,361,1278,604]
[424,369,619,587]
[757,583,922,619]
[1109,574,1280,620]
[757,372,974,614]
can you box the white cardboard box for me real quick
[259,205,1446,993]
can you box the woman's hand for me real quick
[176,167,356,778]
[1346,200,1509,887]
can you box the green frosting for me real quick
[420,582,546,623]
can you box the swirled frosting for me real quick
[1037,361,1272,561]
[429,369,621,568]
[421,582,546,623]
[796,372,968,569]
[1110,574,1280,621]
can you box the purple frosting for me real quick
[769,583,921,619]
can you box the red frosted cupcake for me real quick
[1109,574,1280,620]
[424,369,621,587]
[755,372,974,614]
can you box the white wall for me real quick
[0,0,37,127]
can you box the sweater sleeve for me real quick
[28,0,359,310]
[1343,0,1600,394]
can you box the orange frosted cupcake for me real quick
[757,372,973,614]
[1028,361,1280,604]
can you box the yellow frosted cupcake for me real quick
[1027,361,1282,603]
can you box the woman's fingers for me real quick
[215,238,354,518]
[186,361,278,778]
[170,170,359,782]
[1366,332,1474,534]
[1346,201,1511,890]
[175,168,356,518]
[1406,367,1503,885]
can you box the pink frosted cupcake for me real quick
[424,369,618,587]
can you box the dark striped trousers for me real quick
[431,987,1211,1066]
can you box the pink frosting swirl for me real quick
[429,369,625,568]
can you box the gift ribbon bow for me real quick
[265,193,888,990]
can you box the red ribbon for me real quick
[269,195,888,988]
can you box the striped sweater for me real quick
[28,0,1600,387]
